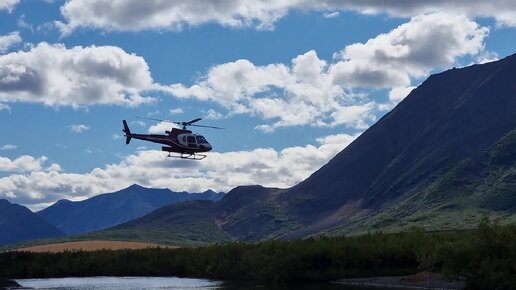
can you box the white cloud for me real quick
[0,155,48,173]
[0,144,17,150]
[0,133,358,210]
[0,31,22,53]
[54,0,516,33]
[0,102,9,111]
[323,11,340,18]
[148,121,177,134]
[169,108,183,115]
[330,13,489,89]
[164,13,489,131]
[56,0,293,34]
[166,51,372,132]
[69,124,90,133]
[0,0,19,12]
[205,109,224,120]
[389,86,415,103]
[0,42,155,108]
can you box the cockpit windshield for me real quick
[196,135,208,144]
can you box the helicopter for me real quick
[122,117,223,160]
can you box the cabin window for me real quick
[187,136,196,145]
[196,136,207,143]
[182,136,186,143]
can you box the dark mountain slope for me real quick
[330,126,516,235]
[279,54,516,234]
[0,199,63,245]
[109,186,288,243]
[38,184,224,234]
[105,200,231,245]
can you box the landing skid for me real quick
[167,152,207,160]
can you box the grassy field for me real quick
[15,240,177,253]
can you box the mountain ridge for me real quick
[37,184,224,235]
[0,199,64,245]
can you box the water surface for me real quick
[17,276,221,290]
[17,276,379,290]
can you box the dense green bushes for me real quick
[1,219,515,288]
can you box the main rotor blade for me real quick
[185,118,202,125]
[135,116,173,123]
[135,116,222,129]
[190,124,225,129]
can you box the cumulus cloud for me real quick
[0,42,155,108]
[330,13,489,88]
[0,155,50,173]
[56,0,292,34]
[164,13,489,131]
[0,0,19,12]
[0,133,358,210]
[148,121,177,134]
[68,124,90,133]
[54,0,516,33]
[166,51,373,131]
[0,31,21,53]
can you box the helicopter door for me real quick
[186,135,198,148]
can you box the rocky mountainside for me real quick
[109,54,516,243]
[38,184,224,234]
[0,199,63,245]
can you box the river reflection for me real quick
[17,277,377,290]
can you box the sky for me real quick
[1,0,515,211]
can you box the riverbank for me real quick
[1,221,515,288]
[337,272,465,290]
[0,277,20,289]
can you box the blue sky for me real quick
[1,0,515,210]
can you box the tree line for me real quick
[1,218,515,289]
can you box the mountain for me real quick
[106,54,516,243]
[278,53,516,237]
[331,126,516,235]
[37,184,224,235]
[0,199,64,245]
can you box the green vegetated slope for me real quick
[330,127,516,235]
[98,186,298,245]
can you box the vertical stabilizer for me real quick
[122,120,132,144]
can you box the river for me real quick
[15,276,377,289]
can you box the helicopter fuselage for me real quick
[129,129,212,153]
[122,120,212,158]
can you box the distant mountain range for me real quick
[37,184,224,235]
[0,199,63,245]
[105,53,516,243]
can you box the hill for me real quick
[0,199,64,245]
[104,54,516,243]
[37,184,224,235]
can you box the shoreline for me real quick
[0,277,20,289]
[336,272,465,290]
